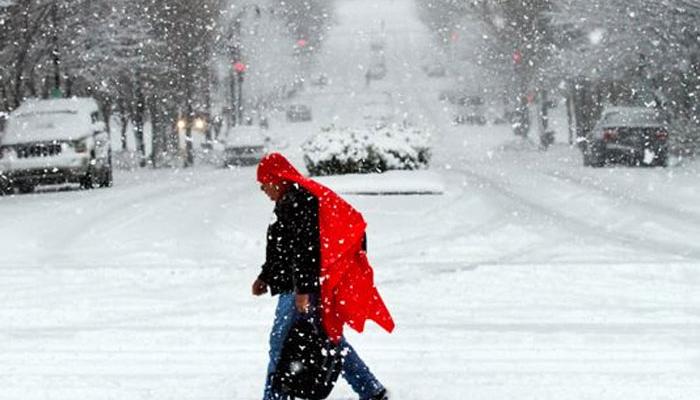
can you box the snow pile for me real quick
[316,170,445,195]
[302,124,432,176]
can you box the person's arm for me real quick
[253,223,276,296]
[289,192,320,295]
[257,261,272,286]
[259,222,276,284]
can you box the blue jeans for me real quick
[263,293,385,400]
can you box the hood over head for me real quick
[255,152,395,342]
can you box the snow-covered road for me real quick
[2,0,700,399]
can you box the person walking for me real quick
[253,152,394,400]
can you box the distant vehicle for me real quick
[366,62,387,80]
[310,73,329,87]
[485,104,509,125]
[582,106,669,167]
[439,89,468,105]
[453,96,487,126]
[0,97,112,194]
[438,90,455,102]
[286,104,312,122]
[362,101,394,128]
[423,64,446,78]
[259,115,269,129]
[370,36,386,51]
[223,126,269,167]
[453,114,487,125]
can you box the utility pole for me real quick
[184,94,194,167]
[228,5,258,127]
[234,62,246,124]
[230,18,242,127]
[238,71,244,124]
[134,69,146,167]
[512,48,530,137]
[51,3,61,97]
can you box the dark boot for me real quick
[369,388,389,400]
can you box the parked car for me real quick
[286,104,312,122]
[362,101,394,129]
[366,62,387,80]
[422,63,446,78]
[310,73,329,87]
[438,89,470,105]
[454,114,487,125]
[370,36,386,51]
[582,106,669,167]
[0,97,112,194]
[438,89,457,103]
[453,96,487,126]
[223,126,268,167]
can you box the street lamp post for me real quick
[233,61,247,125]
[512,48,530,137]
[227,5,263,127]
[51,3,61,98]
[230,68,237,127]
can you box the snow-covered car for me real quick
[439,89,467,105]
[453,96,486,125]
[310,73,329,87]
[222,126,269,166]
[366,62,387,80]
[0,98,112,194]
[422,63,446,78]
[362,101,394,128]
[369,36,386,51]
[286,104,312,122]
[583,106,669,167]
[453,114,487,125]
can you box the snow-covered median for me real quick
[315,170,445,195]
[302,125,432,176]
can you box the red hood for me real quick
[257,153,395,342]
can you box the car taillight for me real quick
[655,130,668,140]
[603,129,618,142]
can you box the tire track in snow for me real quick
[543,169,700,228]
[459,166,700,260]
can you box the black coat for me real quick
[259,184,321,295]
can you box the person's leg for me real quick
[340,339,386,400]
[262,293,296,400]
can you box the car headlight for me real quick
[193,118,206,130]
[73,138,89,153]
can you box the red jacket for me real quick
[257,153,395,343]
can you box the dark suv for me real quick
[583,106,669,167]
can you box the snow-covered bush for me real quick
[302,124,431,176]
[377,124,432,167]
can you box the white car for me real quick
[223,126,269,166]
[0,98,112,194]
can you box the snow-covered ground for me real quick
[2,0,700,399]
